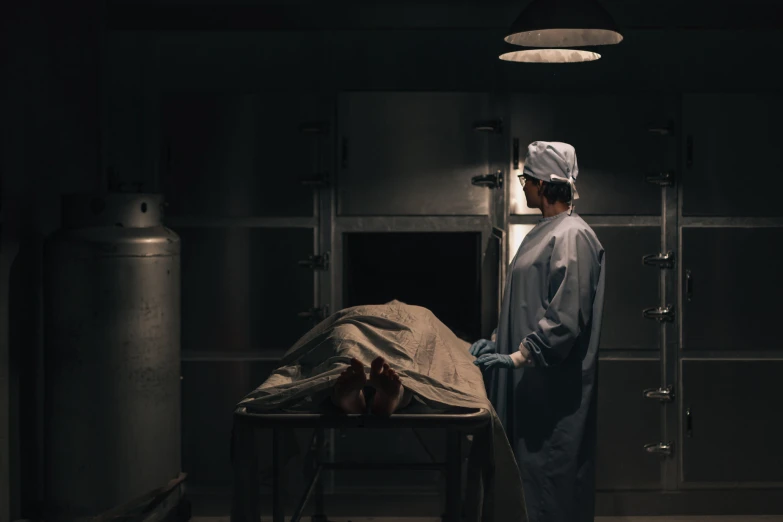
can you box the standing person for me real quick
[471,141,606,522]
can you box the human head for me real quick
[519,141,580,213]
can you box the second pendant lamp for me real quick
[499,0,623,63]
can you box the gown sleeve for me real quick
[522,228,602,367]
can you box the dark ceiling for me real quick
[107,1,783,31]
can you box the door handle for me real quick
[298,253,330,271]
[644,442,674,457]
[471,171,503,189]
[685,269,693,302]
[644,171,675,187]
[643,385,674,402]
[642,251,675,269]
[643,306,675,323]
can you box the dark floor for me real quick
[191,515,783,522]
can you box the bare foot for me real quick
[332,358,367,414]
[368,357,408,416]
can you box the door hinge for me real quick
[298,305,330,321]
[472,170,503,189]
[298,252,330,271]
[644,441,674,457]
[643,251,675,269]
[643,305,675,323]
[645,171,675,186]
[643,385,674,402]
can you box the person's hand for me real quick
[473,353,514,370]
[469,339,497,357]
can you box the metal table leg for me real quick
[272,429,283,522]
[312,428,329,522]
[444,429,462,522]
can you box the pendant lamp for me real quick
[500,0,622,63]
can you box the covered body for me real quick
[487,211,606,522]
[235,301,527,521]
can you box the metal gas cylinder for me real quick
[43,192,181,521]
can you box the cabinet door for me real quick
[682,227,783,351]
[590,226,661,351]
[163,93,325,218]
[596,361,663,490]
[682,94,783,217]
[337,92,495,216]
[181,361,278,489]
[178,227,315,353]
[682,360,783,483]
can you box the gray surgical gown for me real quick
[486,210,606,522]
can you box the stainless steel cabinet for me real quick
[591,226,661,351]
[178,227,315,353]
[678,94,783,493]
[682,94,783,217]
[681,360,783,483]
[682,227,783,351]
[181,361,278,489]
[596,361,663,490]
[337,92,495,216]
[162,92,333,494]
[162,93,326,217]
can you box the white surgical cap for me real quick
[523,141,580,215]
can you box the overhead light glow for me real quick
[505,28,622,48]
[499,49,601,63]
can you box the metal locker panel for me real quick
[596,360,662,490]
[682,360,783,483]
[591,227,660,350]
[682,228,783,351]
[509,94,667,216]
[162,93,321,217]
[337,92,494,216]
[181,361,278,488]
[682,94,783,217]
[178,227,314,352]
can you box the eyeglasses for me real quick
[517,175,536,186]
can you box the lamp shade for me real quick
[499,49,601,63]
[505,0,623,47]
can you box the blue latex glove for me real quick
[473,353,515,370]
[469,339,497,357]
